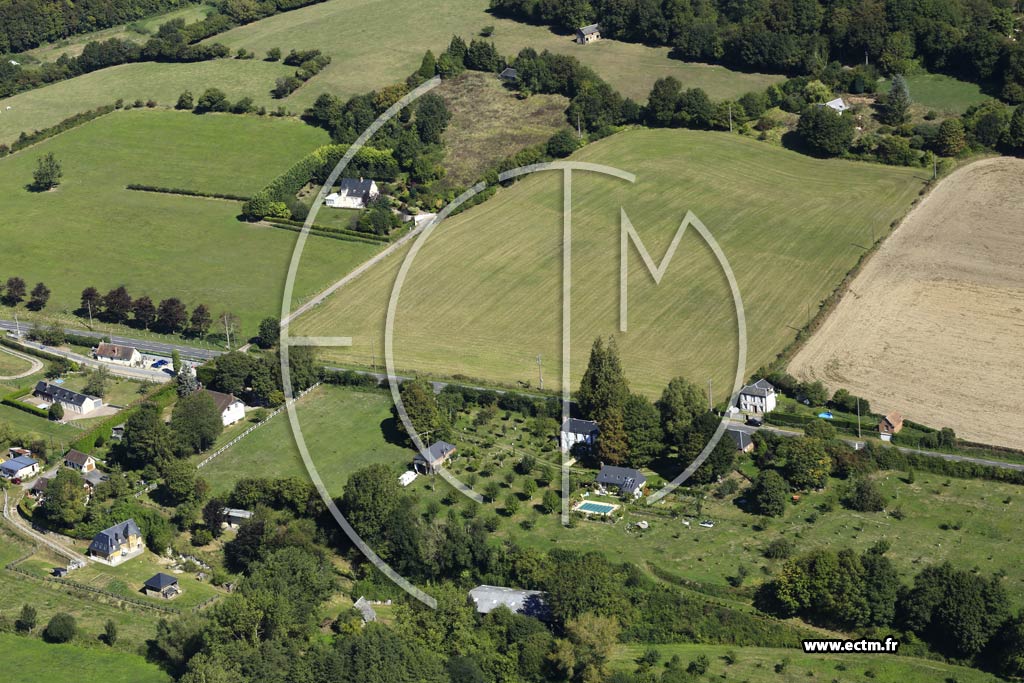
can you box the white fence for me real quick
[196,382,321,469]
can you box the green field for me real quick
[0,347,34,376]
[881,72,990,115]
[22,4,216,64]
[207,0,783,110]
[199,384,412,495]
[0,60,295,144]
[0,0,783,143]
[293,127,926,397]
[0,109,384,337]
[610,643,1000,683]
[0,632,170,682]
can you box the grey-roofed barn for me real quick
[726,428,754,452]
[34,381,103,414]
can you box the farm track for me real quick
[0,344,43,379]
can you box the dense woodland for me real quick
[490,0,1024,102]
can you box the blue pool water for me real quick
[577,501,616,515]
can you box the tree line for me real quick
[0,275,50,309]
[489,0,1024,103]
[77,285,219,336]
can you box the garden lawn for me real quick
[0,108,384,337]
[294,127,927,397]
[0,633,170,682]
[199,385,412,496]
[881,72,990,116]
[0,401,83,443]
[609,643,1000,682]
[0,346,34,376]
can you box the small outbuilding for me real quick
[221,508,253,528]
[398,470,418,487]
[353,596,377,623]
[414,441,456,474]
[143,573,181,599]
[726,428,755,453]
[576,23,601,44]
[823,97,850,114]
[499,66,518,82]
[560,418,599,454]
[1,455,39,480]
[469,585,550,620]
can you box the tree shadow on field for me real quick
[379,416,406,447]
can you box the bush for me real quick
[43,613,76,643]
[192,527,213,546]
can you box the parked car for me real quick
[745,417,763,427]
[152,359,169,368]
[11,477,21,485]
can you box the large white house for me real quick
[560,418,599,453]
[199,389,246,426]
[324,178,379,209]
[94,342,142,367]
[33,381,103,415]
[738,378,777,414]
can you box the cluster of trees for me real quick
[196,346,318,407]
[0,18,231,99]
[759,542,1024,674]
[77,285,219,336]
[0,275,49,309]
[573,337,734,484]
[490,0,1024,103]
[272,48,332,98]
[0,0,181,53]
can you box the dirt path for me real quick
[0,344,43,380]
[789,157,1024,449]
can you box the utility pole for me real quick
[13,312,20,339]
[536,354,543,391]
[707,378,713,410]
[857,397,862,438]
[223,313,231,351]
[370,339,377,372]
[87,301,94,329]
[728,103,733,133]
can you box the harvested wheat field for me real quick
[790,157,1024,449]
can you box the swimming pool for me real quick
[575,501,618,515]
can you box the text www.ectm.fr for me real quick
[802,638,900,654]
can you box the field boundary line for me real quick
[0,344,43,379]
[197,381,322,469]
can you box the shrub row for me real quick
[1,388,48,418]
[0,337,70,366]
[0,105,115,157]
[126,184,251,201]
[764,411,863,436]
[873,446,1024,486]
[264,221,385,246]
[270,216,390,242]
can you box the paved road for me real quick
[0,344,44,379]
[0,319,222,361]
[2,489,88,565]
[728,420,1024,472]
[8,337,172,383]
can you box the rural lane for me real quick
[6,337,172,383]
[2,489,88,565]
[0,344,43,379]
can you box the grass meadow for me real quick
[0,347,35,376]
[881,72,991,116]
[198,384,411,495]
[0,109,384,336]
[610,643,1001,683]
[0,633,171,683]
[1,0,784,143]
[294,127,927,397]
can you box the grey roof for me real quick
[1,455,37,474]
[578,23,600,35]
[726,428,753,451]
[469,585,549,619]
[34,381,99,408]
[337,177,376,199]
[221,508,253,520]
[418,441,456,464]
[499,66,517,80]
[739,378,776,397]
[596,465,646,494]
[95,342,137,361]
[353,596,377,622]
[561,418,599,435]
[89,519,141,555]
[199,389,241,415]
[144,573,178,590]
[31,477,51,493]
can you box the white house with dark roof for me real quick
[738,378,777,414]
[1,455,39,480]
[469,585,550,620]
[88,519,144,564]
[560,418,599,453]
[576,23,601,44]
[325,178,379,209]
[199,389,245,426]
[33,381,102,415]
[596,464,646,499]
[94,342,142,367]
[414,441,456,474]
[63,449,96,473]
